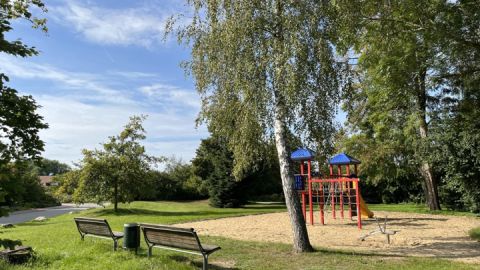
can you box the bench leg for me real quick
[202,254,208,270]
[113,239,118,251]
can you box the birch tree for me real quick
[171,0,342,252]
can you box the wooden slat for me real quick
[143,227,200,251]
[75,218,112,237]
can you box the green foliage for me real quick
[35,158,71,176]
[192,135,282,207]
[0,0,48,166]
[334,0,480,210]
[192,136,245,207]
[170,0,343,178]
[52,169,81,203]
[73,116,161,211]
[0,0,49,217]
[469,227,480,241]
[139,158,208,201]
[0,162,59,212]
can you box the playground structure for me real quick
[291,149,374,229]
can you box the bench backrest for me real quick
[74,217,113,238]
[140,224,202,252]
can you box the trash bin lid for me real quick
[124,223,138,227]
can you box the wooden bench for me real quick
[74,217,124,251]
[140,223,220,270]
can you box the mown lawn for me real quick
[0,201,477,270]
[368,203,479,217]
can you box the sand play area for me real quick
[177,211,480,264]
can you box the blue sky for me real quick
[3,0,346,166]
[2,0,207,165]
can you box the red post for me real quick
[331,182,336,219]
[355,179,362,229]
[329,165,333,177]
[302,192,306,219]
[340,178,344,219]
[309,179,313,225]
[347,180,353,220]
[320,182,325,225]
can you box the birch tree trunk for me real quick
[416,70,441,210]
[273,96,314,252]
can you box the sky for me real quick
[2,0,346,167]
[2,0,206,165]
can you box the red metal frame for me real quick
[296,160,363,229]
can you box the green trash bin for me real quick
[123,223,140,253]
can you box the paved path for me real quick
[0,203,101,225]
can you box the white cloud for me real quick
[37,95,206,165]
[0,55,206,165]
[0,54,134,105]
[49,1,187,47]
[139,83,200,109]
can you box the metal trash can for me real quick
[123,223,140,253]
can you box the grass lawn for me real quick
[0,201,477,270]
[368,203,478,217]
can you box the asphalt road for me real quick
[0,204,100,225]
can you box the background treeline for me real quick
[52,118,283,209]
[333,0,480,212]
[0,159,67,215]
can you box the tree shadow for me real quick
[91,208,224,217]
[391,237,480,260]
[360,217,449,228]
[0,239,23,250]
[313,246,407,258]
[170,254,240,270]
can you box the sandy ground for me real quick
[177,211,480,264]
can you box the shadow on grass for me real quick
[170,254,240,270]
[90,207,284,217]
[313,246,406,259]
[0,239,22,250]
[91,208,229,217]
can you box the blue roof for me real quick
[328,153,361,165]
[290,148,315,161]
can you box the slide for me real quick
[359,194,374,218]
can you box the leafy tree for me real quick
[171,1,343,252]
[35,158,71,175]
[52,169,81,203]
[335,0,480,210]
[0,161,59,213]
[163,158,208,200]
[1,0,48,166]
[192,136,245,208]
[1,0,48,217]
[74,116,161,212]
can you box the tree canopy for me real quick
[73,116,161,212]
[0,0,48,165]
[335,0,480,211]
[172,0,345,252]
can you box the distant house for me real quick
[39,176,58,187]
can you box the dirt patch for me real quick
[176,211,480,264]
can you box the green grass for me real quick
[469,227,480,241]
[0,201,477,270]
[368,203,478,217]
